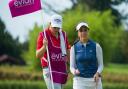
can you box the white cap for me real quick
[50,14,62,28]
[76,22,89,31]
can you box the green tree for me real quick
[70,0,128,25]
[0,18,24,64]
[63,8,123,65]
[22,24,42,70]
[112,30,128,64]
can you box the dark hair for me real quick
[73,38,79,45]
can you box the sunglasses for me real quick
[53,27,60,30]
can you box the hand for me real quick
[43,38,48,47]
[93,72,100,85]
[74,69,80,75]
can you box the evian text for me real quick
[14,0,35,7]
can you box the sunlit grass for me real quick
[0,63,128,89]
[0,80,128,89]
[104,63,128,74]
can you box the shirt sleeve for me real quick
[70,45,77,75]
[96,43,104,74]
[36,32,44,50]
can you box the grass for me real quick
[0,80,46,89]
[0,63,128,89]
[0,63,128,76]
[0,80,128,89]
[1,63,128,74]
[104,63,128,74]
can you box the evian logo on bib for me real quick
[51,53,66,61]
[14,0,35,8]
[9,0,41,17]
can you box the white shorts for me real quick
[43,68,63,89]
[73,76,102,89]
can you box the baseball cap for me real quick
[76,22,89,31]
[50,14,62,28]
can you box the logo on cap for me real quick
[54,19,61,24]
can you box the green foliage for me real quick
[0,18,5,30]
[73,0,127,25]
[63,8,123,64]
[0,18,24,65]
[112,30,128,63]
[22,24,42,70]
[63,5,87,44]
[86,11,123,65]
